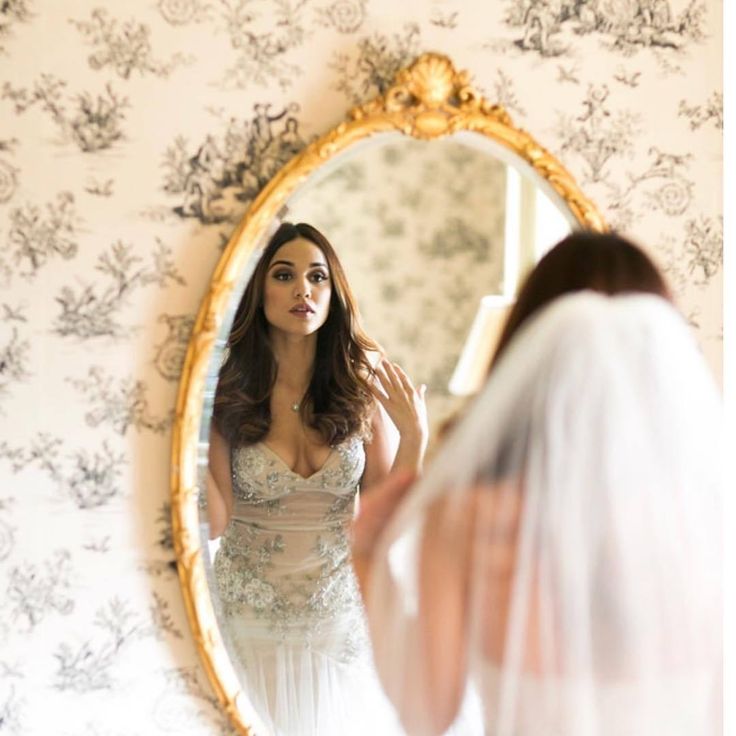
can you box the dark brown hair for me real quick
[212,222,380,447]
[491,231,672,369]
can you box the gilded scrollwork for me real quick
[171,51,606,735]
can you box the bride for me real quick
[205,221,427,735]
[354,233,722,735]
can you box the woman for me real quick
[352,232,722,735]
[206,222,427,735]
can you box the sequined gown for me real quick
[213,435,402,736]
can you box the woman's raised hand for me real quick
[371,360,428,452]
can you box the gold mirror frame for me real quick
[171,51,607,735]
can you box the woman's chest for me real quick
[260,435,332,479]
[231,435,366,499]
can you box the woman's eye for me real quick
[310,272,329,283]
[273,271,292,281]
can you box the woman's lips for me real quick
[290,305,314,318]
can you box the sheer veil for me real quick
[365,292,723,736]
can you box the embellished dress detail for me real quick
[214,435,401,736]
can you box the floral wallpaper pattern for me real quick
[0,0,722,733]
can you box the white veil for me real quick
[365,292,723,736]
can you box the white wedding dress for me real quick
[213,434,403,736]
[475,662,718,736]
[365,293,722,736]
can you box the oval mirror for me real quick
[171,53,606,735]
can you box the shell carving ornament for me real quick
[352,53,512,137]
[171,51,606,736]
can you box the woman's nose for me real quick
[293,280,311,298]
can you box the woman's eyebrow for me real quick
[268,260,327,268]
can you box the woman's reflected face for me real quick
[263,237,332,336]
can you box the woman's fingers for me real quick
[390,362,415,393]
[372,362,400,403]
[369,380,389,405]
[381,360,421,400]
[397,364,426,400]
[373,360,427,429]
[380,359,403,393]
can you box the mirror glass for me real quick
[202,131,574,735]
[284,134,572,437]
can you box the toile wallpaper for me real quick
[0,0,723,733]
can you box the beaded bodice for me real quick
[214,435,366,640]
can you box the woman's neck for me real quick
[269,330,317,392]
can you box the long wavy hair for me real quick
[212,222,380,448]
[490,231,672,369]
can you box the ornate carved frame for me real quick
[171,52,607,735]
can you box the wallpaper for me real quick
[0,0,723,733]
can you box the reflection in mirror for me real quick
[205,219,426,736]
[203,135,574,736]
[286,136,571,437]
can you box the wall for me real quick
[0,0,722,733]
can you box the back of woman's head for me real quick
[491,231,671,367]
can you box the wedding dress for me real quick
[213,434,403,736]
[365,292,722,736]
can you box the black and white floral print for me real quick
[0,326,30,408]
[68,367,174,435]
[84,176,114,197]
[53,239,185,339]
[71,8,191,79]
[2,77,130,152]
[157,0,211,26]
[0,0,722,732]
[678,90,723,129]
[0,433,126,509]
[151,667,235,735]
[555,84,640,184]
[5,192,81,280]
[163,104,304,223]
[492,69,528,116]
[154,314,194,381]
[330,23,421,103]
[0,138,19,204]
[499,0,708,60]
[214,0,310,90]
[605,146,695,230]
[0,683,25,735]
[0,496,16,562]
[6,550,74,631]
[315,0,367,33]
[150,592,183,640]
[660,214,722,293]
[0,0,32,54]
[53,598,146,692]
